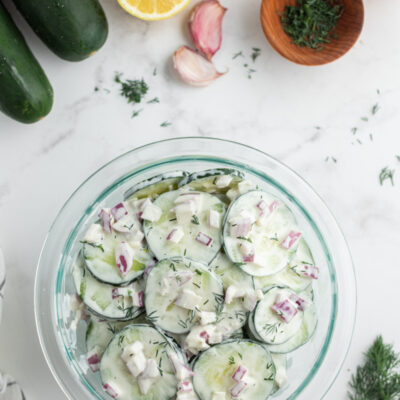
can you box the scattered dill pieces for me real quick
[247,68,257,79]
[379,167,395,186]
[251,47,261,62]
[371,103,380,115]
[160,121,172,128]
[115,73,148,104]
[153,67,157,76]
[369,134,373,141]
[361,116,369,122]
[396,155,400,162]
[281,0,344,51]
[325,156,337,163]
[131,109,143,118]
[147,97,160,104]
[351,127,358,135]
[232,51,244,59]
[348,336,400,400]
[228,356,235,365]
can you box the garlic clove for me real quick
[189,0,227,60]
[173,46,225,87]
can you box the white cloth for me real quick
[0,249,25,400]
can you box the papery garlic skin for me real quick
[173,46,225,87]
[189,0,227,60]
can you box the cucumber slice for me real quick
[192,339,275,400]
[178,168,244,194]
[72,254,144,320]
[86,315,146,357]
[251,286,303,345]
[209,253,254,333]
[210,252,254,290]
[82,225,152,285]
[270,354,287,395]
[254,239,314,293]
[144,258,224,334]
[100,324,182,400]
[265,301,317,354]
[124,171,187,201]
[223,190,299,277]
[143,190,226,265]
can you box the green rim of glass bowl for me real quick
[35,137,356,400]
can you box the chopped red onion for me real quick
[112,288,119,299]
[280,231,302,250]
[99,208,113,233]
[103,383,119,398]
[269,200,279,213]
[179,380,194,392]
[289,293,309,311]
[167,228,184,244]
[137,291,145,308]
[272,298,298,323]
[230,221,251,238]
[87,348,100,372]
[115,242,134,277]
[230,380,247,397]
[257,200,268,213]
[196,232,213,246]
[302,264,319,280]
[232,365,247,382]
[144,259,156,275]
[111,203,128,221]
[199,330,210,342]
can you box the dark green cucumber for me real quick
[0,1,53,124]
[12,0,108,62]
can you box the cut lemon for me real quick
[118,0,191,21]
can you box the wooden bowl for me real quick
[260,0,364,66]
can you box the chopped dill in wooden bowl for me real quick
[281,0,344,51]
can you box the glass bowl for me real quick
[35,137,356,400]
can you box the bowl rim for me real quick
[34,136,357,400]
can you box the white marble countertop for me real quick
[1,0,400,398]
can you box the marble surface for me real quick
[1,0,400,398]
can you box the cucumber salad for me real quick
[69,168,320,400]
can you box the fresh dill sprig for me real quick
[232,51,244,59]
[251,47,261,62]
[379,167,395,186]
[191,215,200,225]
[115,73,148,104]
[131,109,143,118]
[371,103,380,115]
[147,97,160,104]
[348,336,400,400]
[160,121,172,128]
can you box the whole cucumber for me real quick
[12,0,109,62]
[0,1,53,124]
